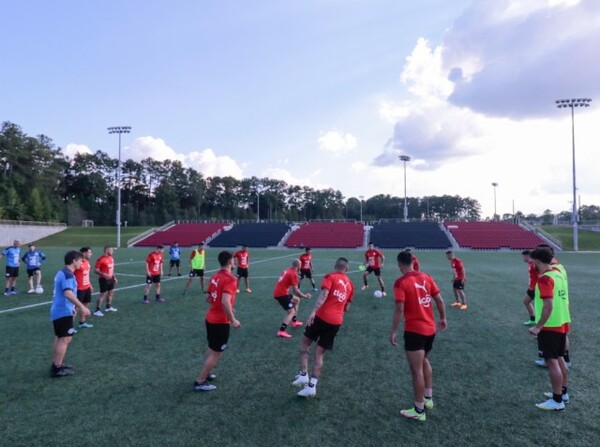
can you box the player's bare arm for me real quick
[390,301,405,346]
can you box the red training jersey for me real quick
[450,258,465,280]
[205,269,238,324]
[365,249,383,269]
[299,253,312,270]
[527,261,538,291]
[412,255,420,272]
[394,271,441,336]
[95,255,114,279]
[234,250,249,268]
[273,267,299,297]
[315,272,354,325]
[146,252,163,276]
[537,274,570,334]
[74,259,91,291]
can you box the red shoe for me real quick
[277,330,292,338]
[291,321,304,328]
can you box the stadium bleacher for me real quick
[284,222,363,249]
[444,221,546,250]
[133,223,226,247]
[369,221,452,249]
[209,223,290,247]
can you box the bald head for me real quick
[292,259,301,268]
[334,257,349,272]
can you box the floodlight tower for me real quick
[555,98,592,252]
[399,155,411,222]
[108,126,131,248]
[491,182,498,220]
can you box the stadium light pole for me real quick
[108,126,131,248]
[555,98,592,252]
[399,155,411,222]
[491,182,498,220]
[359,195,364,222]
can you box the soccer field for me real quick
[1,248,599,446]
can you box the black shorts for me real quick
[300,269,312,280]
[98,277,115,293]
[189,269,204,277]
[275,294,295,311]
[537,331,567,360]
[404,331,435,352]
[237,267,248,278]
[526,289,535,299]
[170,259,180,267]
[366,266,381,276]
[77,289,92,304]
[146,275,161,284]
[206,321,230,352]
[303,316,341,350]
[27,267,41,277]
[5,266,18,278]
[53,315,75,338]
[453,280,465,290]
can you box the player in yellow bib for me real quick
[184,242,206,294]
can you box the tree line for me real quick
[3,121,488,225]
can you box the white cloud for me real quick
[261,167,325,189]
[64,143,92,158]
[125,136,244,179]
[317,130,358,156]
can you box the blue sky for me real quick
[2,0,600,218]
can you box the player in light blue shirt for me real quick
[50,250,90,378]
[168,241,182,276]
[2,239,22,295]
[22,243,46,293]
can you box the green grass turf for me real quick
[33,226,152,248]
[1,248,599,446]
[541,226,600,251]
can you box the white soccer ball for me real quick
[373,290,383,298]
[35,285,44,294]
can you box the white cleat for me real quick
[297,385,316,398]
[535,398,565,411]
[543,392,569,404]
[292,374,309,387]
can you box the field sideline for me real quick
[1,248,599,446]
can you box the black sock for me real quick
[415,406,424,413]
[552,393,562,403]
[563,350,570,363]
[279,323,288,331]
[562,386,568,395]
[10,287,15,292]
[529,315,535,321]
[143,295,147,300]
[424,395,432,400]
[292,316,297,322]
[156,294,161,300]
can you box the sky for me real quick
[2,0,600,219]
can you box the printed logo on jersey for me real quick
[333,279,350,302]
[414,281,432,307]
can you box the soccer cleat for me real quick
[50,365,74,378]
[292,374,309,387]
[565,361,572,369]
[381,291,387,296]
[235,289,240,293]
[245,288,252,293]
[193,381,216,391]
[156,298,165,303]
[424,398,434,410]
[400,407,426,422]
[535,359,547,367]
[277,330,292,338]
[451,302,461,307]
[207,373,217,381]
[104,306,118,312]
[10,290,18,295]
[3,291,10,296]
[93,309,104,317]
[361,285,368,290]
[27,288,36,294]
[535,398,565,411]
[312,287,318,292]
[291,320,304,328]
[177,273,182,276]
[460,304,468,310]
[543,392,570,403]
[142,299,150,304]
[297,385,316,398]
[79,322,93,329]
[524,320,536,326]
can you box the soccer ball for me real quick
[373,290,383,298]
[35,285,44,294]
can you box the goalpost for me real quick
[81,219,94,227]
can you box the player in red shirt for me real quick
[391,251,447,422]
[298,247,317,291]
[274,259,312,338]
[522,250,538,326]
[93,246,118,316]
[362,242,386,295]
[193,251,240,392]
[404,248,420,271]
[292,257,354,397]
[75,247,94,329]
[446,250,467,310]
[233,245,251,293]
[143,245,164,304]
